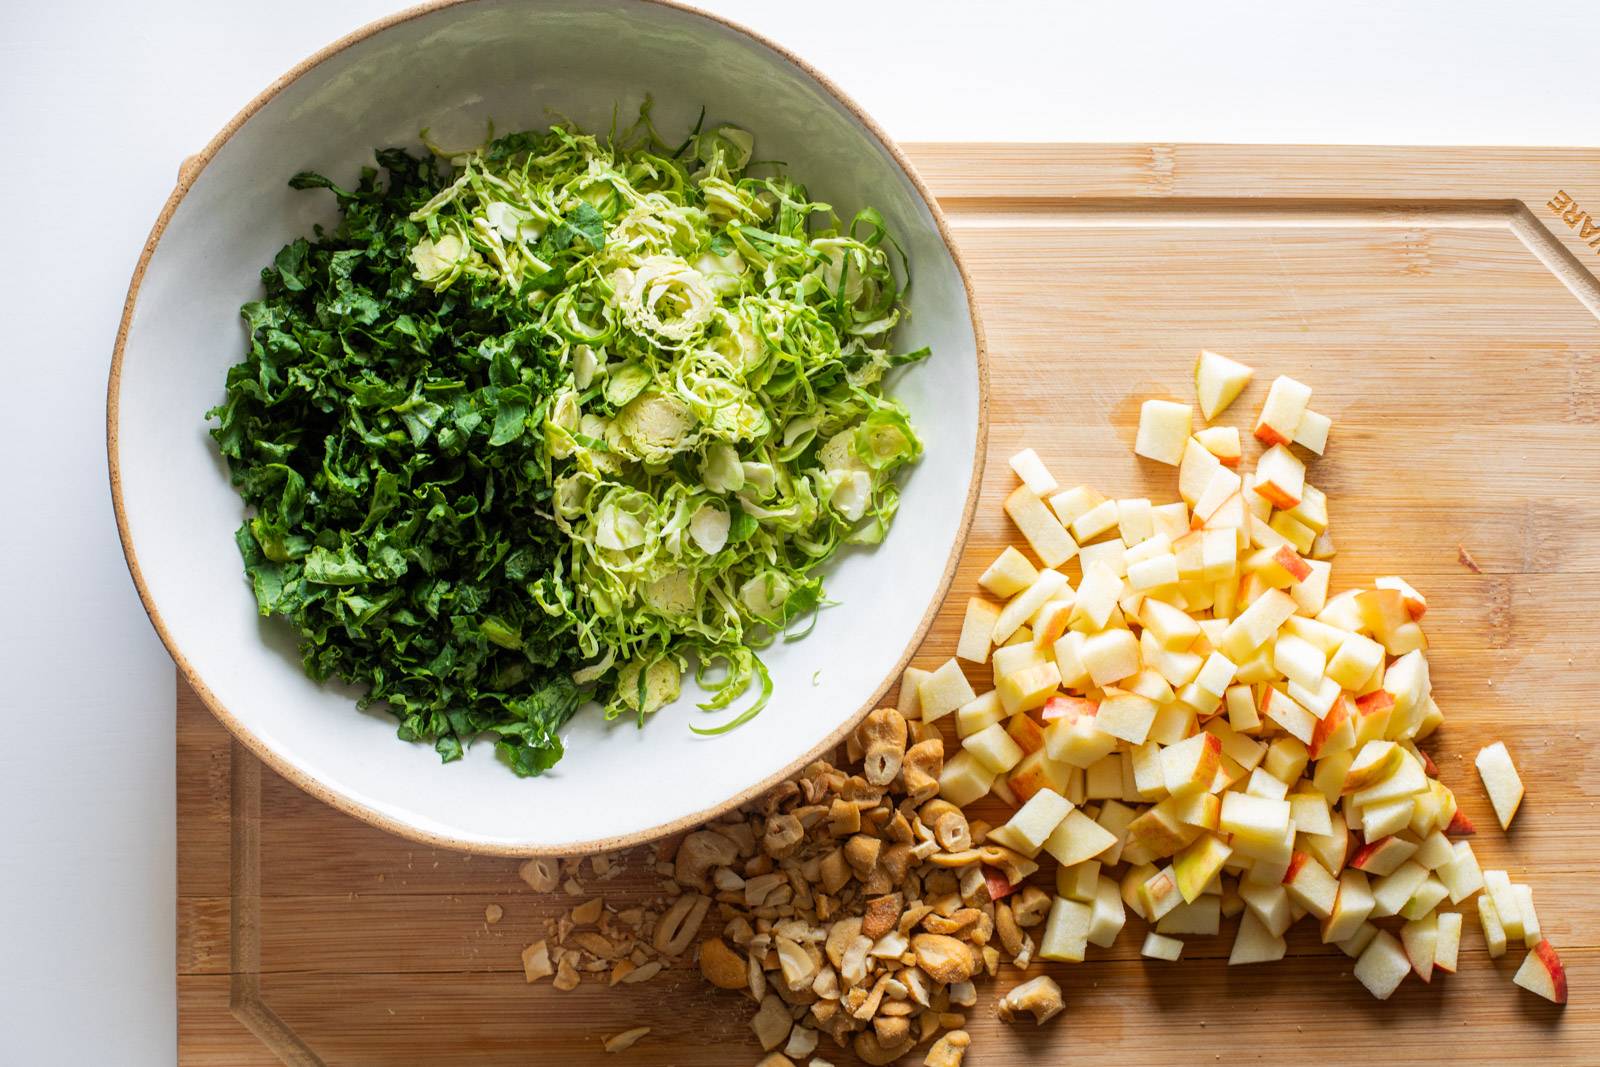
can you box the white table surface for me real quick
[2,0,1596,1060]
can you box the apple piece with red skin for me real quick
[1342,740,1404,794]
[1272,545,1312,583]
[1282,851,1339,919]
[1445,808,1476,836]
[1308,696,1355,761]
[1401,914,1439,983]
[1513,940,1568,1005]
[1042,695,1098,723]
[1006,711,1048,756]
[982,866,1017,902]
[1349,835,1419,878]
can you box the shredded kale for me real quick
[210,147,583,774]
[210,106,926,775]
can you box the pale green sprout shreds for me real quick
[408,108,929,731]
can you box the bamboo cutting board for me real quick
[179,143,1600,1064]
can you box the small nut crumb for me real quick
[602,1026,650,1053]
[520,940,553,983]
[484,903,503,925]
[571,897,604,925]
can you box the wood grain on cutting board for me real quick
[179,143,1600,1064]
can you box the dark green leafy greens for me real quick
[210,109,927,776]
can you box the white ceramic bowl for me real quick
[110,0,985,854]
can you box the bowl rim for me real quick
[107,0,990,857]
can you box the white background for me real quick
[2,0,1596,1061]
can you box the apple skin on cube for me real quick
[1253,444,1306,510]
[1354,930,1412,1000]
[1006,749,1072,805]
[1195,349,1255,421]
[1135,399,1193,466]
[997,661,1063,715]
[1194,425,1243,467]
[1044,711,1118,769]
[1349,835,1418,878]
[1320,869,1375,944]
[1401,913,1439,982]
[1253,376,1313,447]
[1513,940,1568,1005]
[1160,732,1223,797]
[1283,852,1339,919]
[1006,710,1048,756]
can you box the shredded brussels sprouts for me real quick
[405,107,929,728]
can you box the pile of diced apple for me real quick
[907,354,1565,1006]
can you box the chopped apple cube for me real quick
[1353,930,1411,1000]
[1173,833,1232,903]
[1513,940,1568,1004]
[1044,710,1118,769]
[1056,860,1101,902]
[996,787,1074,857]
[1080,628,1141,688]
[1070,562,1122,632]
[1371,861,1429,919]
[1321,869,1375,944]
[1253,375,1313,447]
[997,661,1062,715]
[1037,897,1093,963]
[956,596,1002,663]
[1142,930,1185,961]
[1042,809,1119,867]
[897,665,929,721]
[1095,688,1160,745]
[1475,740,1524,830]
[1195,349,1255,421]
[1253,444,1306,509]
[1193,424,1243,468]
[1139,597,1202,650]
[1219,792,1291,848]
[1260,687,1317,745]
[918,658,976,723]
[1292,409,1331,455]
[955,690,1004,738]
[994,569,1070,645]
[963,721,1026,775]
[1478,893,1508,958]
[1004,486,1077,569]
[938,749,997,807]
[1434,911,1462,974]
[1087,875,1127,947]
[1219,588,1297,661]
[1514,883,1542,949]
[1071,498,1121,544]
[1229,909,1288,965]
[1179,437,1224,507]
[979,546,1039,600]
[1439,840,1485,904]
[1157,895,1222,936]
[1374,575,1427,620]
[1009,447,1059,497]
[1135,399,1193,466]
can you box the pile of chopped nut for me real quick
[518,706,1064,1065]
